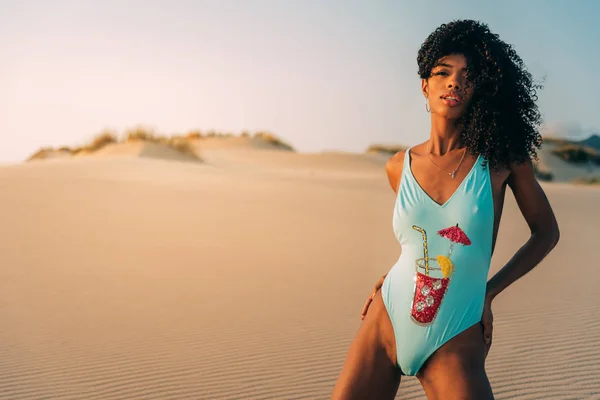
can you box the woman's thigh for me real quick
[330,290,402,400]
[417,323,494,400]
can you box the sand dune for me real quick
[81,141,201,163]
[27,148,73,161]
[0,149,598,399]
[537,141,599,182]
[196,146,388,182]
[27,132,600,184]
[188,135,294,152]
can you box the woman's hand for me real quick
[481,298,493,355]
[360,274,387,320]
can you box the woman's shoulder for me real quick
[385,148,409,194]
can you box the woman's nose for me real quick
[448,80,461,90]
[448,73,465,90]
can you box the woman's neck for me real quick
[428,116,463,156]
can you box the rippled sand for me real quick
[0,147,597,399]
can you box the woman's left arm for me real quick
[485,160,561,302]
[480,160,560,350]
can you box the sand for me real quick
[0,145,598,399]
[90,141,201,163]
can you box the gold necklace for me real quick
[426,141,467,179]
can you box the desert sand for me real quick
[0,141,598,399]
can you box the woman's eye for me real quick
[433,71,448,76]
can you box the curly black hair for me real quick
[417,19,543,170]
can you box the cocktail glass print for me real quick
[410,224,471,325]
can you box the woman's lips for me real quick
[441,97,462,107]
[440,92,462,107]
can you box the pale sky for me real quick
[1,0,599,162]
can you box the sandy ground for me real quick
[0,145,598,399]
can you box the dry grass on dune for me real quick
[253,131,295,152]
[533,163,554,182]
[543,133,600,151]
[179,129,295,152]
[183,130,234,140]
[167,136,198,157]
[26,147,55,161]
[572,176,600,185]
[26,147,72,161]
[365,144,408,156]
[124,127,159,143]
[551,143,600,165]
[542,136,573,146]
[123,127,199,158]
[26,128,295,162]
[68,130,120,155]
[26,130,121,161]
[88,131,119,151]
[185,130,203,140]
[183,129,295,151]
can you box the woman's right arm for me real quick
[385,150,405,195]
[360,273,388,320]
[360,150,407,320]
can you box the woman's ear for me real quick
[421,78,429,98]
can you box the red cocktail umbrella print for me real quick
[437,223,471,257]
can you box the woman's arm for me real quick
[485,160,560,302]
[361,273,387,320]
[360,152,406,320]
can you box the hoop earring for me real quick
[425,99,430,113]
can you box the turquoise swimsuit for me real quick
[381,147,494,376]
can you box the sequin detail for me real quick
[437,224,472,245]
[410,223,473,325]
[412,225,430,274]
[415,301,425,312]
[436,255,454,278]
[425,295,435,307]
[411,272,450,324]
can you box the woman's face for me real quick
[422,53,473,119]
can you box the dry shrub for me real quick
[542,137,571,146]
[186,130,203,140]
[26,147,54,161]
[168,137,200,159]
[552,144,600,165]
[77,147,95,155]
[572,176,600,185]
[88,130,118,151]
[254,131,295,151]
[126,126,157,142]
[26,127,297,161]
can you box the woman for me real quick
[331,20,560,399]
